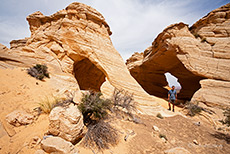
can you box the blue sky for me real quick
[0,0,228,86]
[0,0,228,60]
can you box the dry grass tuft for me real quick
[38,96,61,114]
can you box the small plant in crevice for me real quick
[27,64,49,80]
[184,101,202,117]
[220,108,230,127]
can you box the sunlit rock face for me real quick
[0,2,166,115]
[127,3,230,107]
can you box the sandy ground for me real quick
[0,68,229,154]
[0,68,55,153]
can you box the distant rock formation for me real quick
[127,3,230,107]
[0,2,165,115]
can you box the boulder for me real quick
[192,79,230,107]
[41,136,78,154]
[72,90,90,104]
[164,147,191,154]
[127,3,230,107]
[6,110,34,127]
[48,104,84,143]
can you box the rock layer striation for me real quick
[127,3,230,106]
[0,2,166,114]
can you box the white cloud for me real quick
[0,0,227,60]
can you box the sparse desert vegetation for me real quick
[37,96,61,114]
[82,120,118,151]
[0,1,230,154]
[78,91,112,125]
[184,101,202,117]
[78,89,138,151]
[27,64,49,80]
[220,108,230,127]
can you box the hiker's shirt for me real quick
[168,90,177,100]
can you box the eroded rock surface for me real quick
[0,2,166,114]
[6,110,34,127]
[127,4,230,106]
[48,104,84,143]
[192,79,230,107]
[41,136,78,154]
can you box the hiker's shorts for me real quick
[169,99,176,104]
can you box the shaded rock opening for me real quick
[129,51,205,101]
[73,58,106,91]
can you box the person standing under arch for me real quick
[168,85,177,112]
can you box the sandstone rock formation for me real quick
[41,136,78,154]
[191,79,230,107]
[6,110,34,127]
[48,104,84,143]
[127,3,230,107]
[10,38,28,49]
[0,2,166,114]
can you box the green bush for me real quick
[27,64,49,80]
[220,108,230,127]
[79,90,138,151]
[78,91,112,125]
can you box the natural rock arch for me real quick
[0,2,167,114]
[73,58,106,91]
[127,3,230,105]
[127,46,205,101]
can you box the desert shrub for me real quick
[79,90,139,151]
[156,113,164,119]
[185,101,202,116]
[82,120,118,151]
[111,88,136,117]
[78,91,112,125]
[27,64,49,80]
[220,108,230,127]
